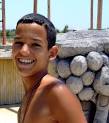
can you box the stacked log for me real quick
[48,30,109,123]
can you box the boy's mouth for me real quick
[18,58,35,64]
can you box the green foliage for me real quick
[6,29,15,37]
[62,25,69,33]
[56,25,69,33]
[56,29,60,33]
[0,29,15,44]
[0,30,2,36]
[0,29,15,37]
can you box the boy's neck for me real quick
[22,71,48,93]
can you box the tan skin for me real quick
[12,23,87,123]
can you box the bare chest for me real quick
[18,90,57,123]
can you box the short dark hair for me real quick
[16,13,56,49]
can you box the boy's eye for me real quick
[13,41,23,48]
[31,43,41,48]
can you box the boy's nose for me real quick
[20,44,30,56]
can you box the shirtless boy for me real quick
[12,13,87,123]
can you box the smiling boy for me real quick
[12,13,87,123]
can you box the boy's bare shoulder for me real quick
[40,74,69,98]
[41,74,87,123]
[42,75,72,96]
[41,74,65,90]
[41,74,78,104]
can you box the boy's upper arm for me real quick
[46,83,87,123]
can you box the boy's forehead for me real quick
[16,23,47,34]
[15,23,48,44]
[16,23,47,37]
[16,23,46,30]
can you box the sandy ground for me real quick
[0,105,19,123]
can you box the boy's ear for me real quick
[49,45,58,60]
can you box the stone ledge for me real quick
[57,30,109,58]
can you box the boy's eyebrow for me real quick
[14,36,42,43]
[14,36,21,40]
[32,37,42,42]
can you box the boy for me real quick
[12,13,87,123]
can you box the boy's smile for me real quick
[12,23,50,77]
[17,58,35,69]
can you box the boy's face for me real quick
[12,23,51,77]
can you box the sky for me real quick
[2,0,109,30]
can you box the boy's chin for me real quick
[18,71,33,78]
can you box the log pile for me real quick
[48,30,109,123]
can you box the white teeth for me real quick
[18,59,34,64]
